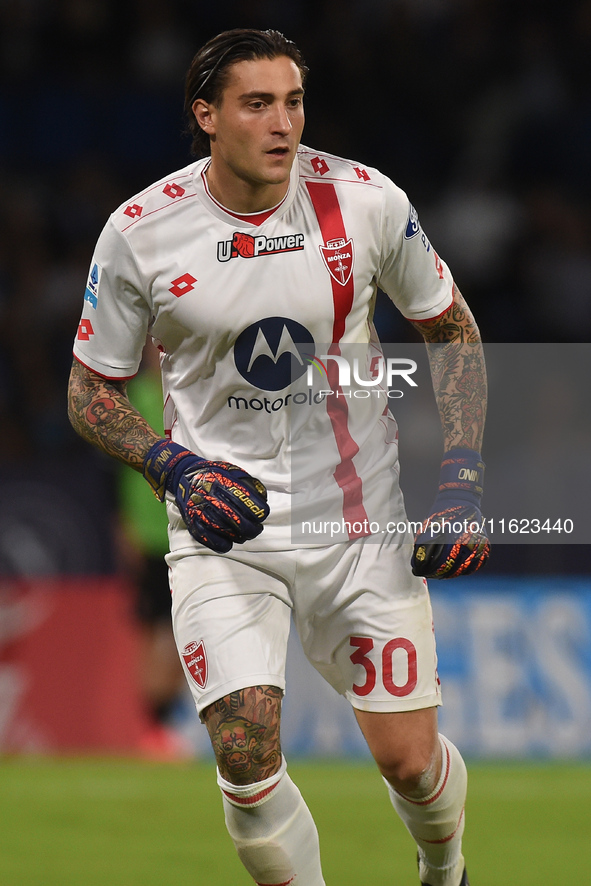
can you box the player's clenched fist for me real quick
[411,448,490,579]
[143,439,269,553]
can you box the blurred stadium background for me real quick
[1,1,590,883]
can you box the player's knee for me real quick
[202,685,283,785]
[378,745,441,797]
[216,732,282,786]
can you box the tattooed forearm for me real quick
[410,285,487,452]
[411,284,482,345]
[67,359,160,469]
[426,344,487,450]
[202,686,283,784]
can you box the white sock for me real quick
[385,735,467,886]
[217,757,325,885]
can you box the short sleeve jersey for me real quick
[74,146,453,548]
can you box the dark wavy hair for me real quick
[184,28,308,158]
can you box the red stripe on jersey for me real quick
[256,879,295,886]
[306,180,369,537]
[305,181,353,340]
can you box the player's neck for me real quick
[205,161,290,214]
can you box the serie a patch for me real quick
[404,204,421,239]
[84,262,102,309]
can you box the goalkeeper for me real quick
[68,27,487,886]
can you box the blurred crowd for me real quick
[1,0,590,575]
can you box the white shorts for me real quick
[167,530,442,716]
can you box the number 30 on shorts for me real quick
[349,636,418,697]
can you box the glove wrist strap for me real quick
[142,438,201,501]
[438,447,485,506]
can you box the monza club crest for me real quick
[182,640,207,689]
[319,237,354,286]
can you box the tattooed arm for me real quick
[409,284,487,452]
[67,358,160,470]
[408,285,490,579]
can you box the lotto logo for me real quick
[77,319,94,341]
[163,182,185,199]
[124,203,143,219]
[169,273,197,297]
[354,167,370,181]
[311,156,330,175]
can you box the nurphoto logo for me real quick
[305,354,418,395]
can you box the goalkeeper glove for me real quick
[411,447,490,579]
[142,439,269,554]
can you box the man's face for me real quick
[196,55,305,191]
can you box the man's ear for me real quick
[193,99,215,136]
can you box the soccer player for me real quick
[68,28,488,886]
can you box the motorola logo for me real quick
[234,317,314,391]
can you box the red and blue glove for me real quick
[411,448,490,579]
[142,439,269,553]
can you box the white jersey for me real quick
[73,145,453,548]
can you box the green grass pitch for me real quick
[0,757,589,884]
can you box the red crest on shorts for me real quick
[319,237,354,286]
[182,641,207,688]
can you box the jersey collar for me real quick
[193,155,299,228]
